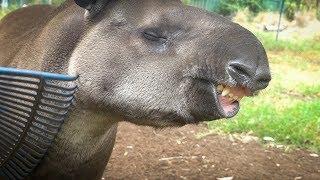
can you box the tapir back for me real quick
[0,5,54,66]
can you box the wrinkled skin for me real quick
[0,0,271,179]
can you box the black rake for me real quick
[0,67,78,180]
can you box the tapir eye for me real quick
[143,30,167,43]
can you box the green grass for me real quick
[208,33,320,152]
[255,32,320,52]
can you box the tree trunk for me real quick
[317,0,320,20]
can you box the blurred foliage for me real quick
[285,2,296,21]
[317,0,320,20]
[183,0,320,21]
[2,0,320,21]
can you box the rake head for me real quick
[0,67,77,180]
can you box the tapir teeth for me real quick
[221,88,230,96]
[217,85,224,92]
[216,84,248,103]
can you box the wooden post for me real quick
[276,0,285,41]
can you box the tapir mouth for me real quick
[214,84,251,118]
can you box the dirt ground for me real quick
[104,122,320,180]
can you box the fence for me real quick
[183,0,284,13]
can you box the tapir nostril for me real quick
[255,75,271,89]
[228,62,253,83]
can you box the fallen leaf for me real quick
[263,136,275,142]
[217,177,233,180]
[310,153,319,157]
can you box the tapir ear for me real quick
[74,0,109,17]
[74,0,97,10]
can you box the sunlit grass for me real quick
[255,31,320,52]
[208,35,320,152]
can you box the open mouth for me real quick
[215,84,250,118]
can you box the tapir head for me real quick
[68,0,271,127]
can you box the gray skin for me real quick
[0,0,271,179]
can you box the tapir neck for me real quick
[29,107,118,180]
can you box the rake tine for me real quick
[36,114,64,122]
[30,125,58,136]
[12,157,32,172]
[2,167,17,180]
[0,76,39,85]
[22,142,45,157]
[33,119,61,129]
[0,96,34,109]
[37,107,68,117]
[39,101,72,111]
[28,130,54,143]
[0,106,29,120]
[4,163,24,180]
[0,112,28,126]
[0,91,35,104]
[17,148,37,166]
[0,132,16,145]
[41,95,74,104]
[15,152,36,169]
[17,149,37,165]
[43,88,76,97]
[0,117,24,132]
[0,101,31,115]
[44,82,77,91]
[8,160,29,176]
[0,85,37,97]
[0,123,21,139]
[0,81,39,91]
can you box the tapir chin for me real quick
[0,0,271,179]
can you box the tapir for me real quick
[0,0,271,179]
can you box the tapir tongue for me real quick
[218,95,239,115]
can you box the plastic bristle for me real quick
[0,85,37,98]
[0,98,32,113]
[33,118,61,129]
[0,132,16,145]
[0,80,39,91]
[28,130,54,143]
[22,141,46,157]
[30,125,58,136]
[8,161,28,176]
[42,95,73,104]
[39,101,71,111]
[15,153,34,168]
[43,88,76,97]
[4,163,24,179]
[2,167,17,180]
[12,157,32,172]
[0,112,28,126]
[0,75,39,85]
[17,149,38,165]
[0,95,34,110]
[0,125,20,141]
[45,81,77,90]
[0,90,35,103]
[0,104,30,119]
